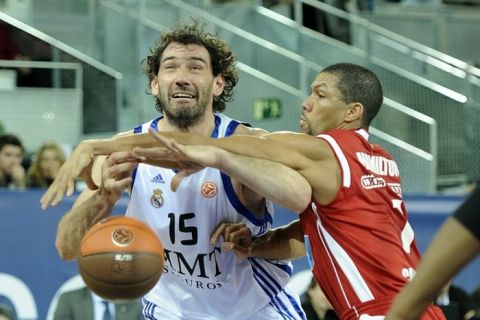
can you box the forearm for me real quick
[387,217,480,320]
[216,149,311,212]
[55,190,115,260]
[88,132,206,156]
[250,220,306,260]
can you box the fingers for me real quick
[41,170,70,210]
[132,147,171,160]
[210,223,252,245]
[210,223,227,245]
[221,242,250,258]
[148,127,172,147]
[170,168,201,192]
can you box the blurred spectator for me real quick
[10,28,53,88]
[473,287,480,309]
[0,21,52,88]
[26,143,66,188]
[53,287,142,320]
[302,0,351,44]
[435,280,480,320]
[0,21,21,61]
[0,133,26,189]
[301,277,339,320]
[265,0,351,44]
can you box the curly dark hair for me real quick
[143,21,238,113]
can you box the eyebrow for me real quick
[311,82,327,91]
[161,56,208,64]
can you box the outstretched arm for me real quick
[136,129,336,205]
[41,132,180,209]
[386,187,480,320]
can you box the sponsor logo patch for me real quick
[361,175,386,189]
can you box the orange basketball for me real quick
[78,216,164,301]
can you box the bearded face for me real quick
[155,81,213,129]
[151,43,223,130]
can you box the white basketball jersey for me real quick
[126,114,305,320]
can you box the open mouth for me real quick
[172,92,196,100]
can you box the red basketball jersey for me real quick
[300,129,444,319]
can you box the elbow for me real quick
[292,185,312,213]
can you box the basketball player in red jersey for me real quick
[128,63,446,320]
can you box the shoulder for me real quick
[58,287,89,301]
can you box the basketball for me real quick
[78,216,164,301]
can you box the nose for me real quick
[302,97,312,112]
[174,67,192,88]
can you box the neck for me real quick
[159,111,216,137]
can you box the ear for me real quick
[150,75,159,97]
[212,75,225,97]
[345,102,363,123]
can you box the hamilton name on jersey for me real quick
[356,152,400,177]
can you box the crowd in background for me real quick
[0,132,66,190]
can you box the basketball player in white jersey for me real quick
[44,22,309,320]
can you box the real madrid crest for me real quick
[150,188,164,208]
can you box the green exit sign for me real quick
[253,98,282,120]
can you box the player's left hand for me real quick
[210,222,253,259]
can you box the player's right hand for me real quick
[99,151,139,205]
[210,222,253,259]
[40,141,96,209]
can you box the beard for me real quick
[155,84,212,130]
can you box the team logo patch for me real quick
[111,228,133,247]
[201,181,217,198]
[150,188,164,208]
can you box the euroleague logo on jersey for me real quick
[201,181,217,198]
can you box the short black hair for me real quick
[0,134,24,153]
[321,63,383,127]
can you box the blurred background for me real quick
[0,0,479,319]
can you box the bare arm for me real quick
[42,129,335,208]
[136,129,336,205]
[215,148,311,213]
[56,188,116,260]
[386,217,480,320]
[55,152,138,260]
[211,219,306,260]
[251,220,306,259]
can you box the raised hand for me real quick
[40,142,96,209]
[210,222,253,259]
